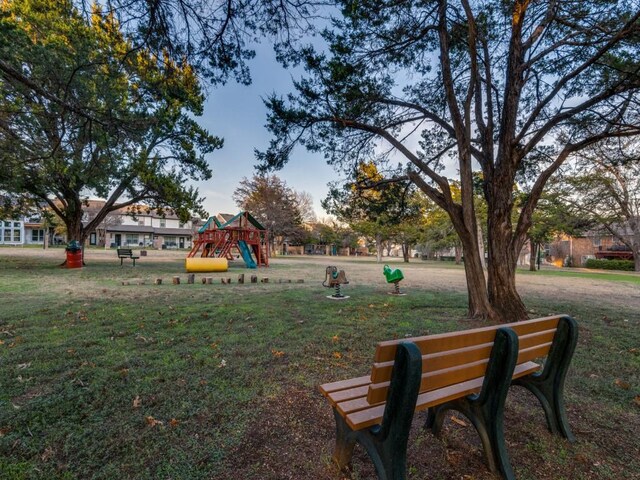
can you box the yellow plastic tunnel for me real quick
[185,257,228,273]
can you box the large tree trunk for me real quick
[529,238,537,272]
[486,217,528,321]
[477,222,486,269]
[375,233,382,263]
[458,232,498,321]
[402,241,410,262]
[454,245,462,264]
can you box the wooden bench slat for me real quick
[517,342,552,364]
[518,328,556,350]
[345,361,541,431]
[371,341,494,383]
[327,385,370,406]
[318,375,371,397]
[368,357,491,404]
[374,316,561,362]
[370,327,557,385]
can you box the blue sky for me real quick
[193,42,339,220]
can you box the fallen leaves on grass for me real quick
[132,396,141,409]
[17,362,31,369]
[333,352,343,359]
[145,416,163,427]
[218,359,227,368]
[332,335,339,343]
[272,349,285,358]
[41,446,55,462]
[170,418,179,427]
[633,395,640,407]
[614,379,631,390]
[0,427,11,437]
[450,415,468,427]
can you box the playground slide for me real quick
[237,240,257,269]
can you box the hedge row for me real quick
[584,258,635,271]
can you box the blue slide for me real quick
[237,240,257,269]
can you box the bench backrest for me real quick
[366,315,563,404]
[117,248,133,255]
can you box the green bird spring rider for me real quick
[383,264,406,295]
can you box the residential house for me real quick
[0,215,55,246]
[548,223,636,267]
[99,205,197,249]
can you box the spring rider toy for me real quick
[323,266,350,299]
[383,264,406,295]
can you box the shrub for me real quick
[584,258,635,271]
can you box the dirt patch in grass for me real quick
[225,384,639,480]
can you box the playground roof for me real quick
[219,211,265,231]
[198,211,265,233]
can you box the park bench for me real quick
[319,314,578,480]
[117,248,140,266]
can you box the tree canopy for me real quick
[0,0,221,246]
[322,162,421,262]
[259,0,640,320]
[232,174,307,251]
[0,0,323,126]
[559,139,640,271]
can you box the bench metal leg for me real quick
[425,328,519,480]
[512,315,578,442]
[331,342,422,480]
[332,409,357,470]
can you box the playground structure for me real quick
[383,264,406,295]
[187,211,269,270]
[323,266,349,299]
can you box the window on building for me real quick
[125,234,139,245]
[592,237,601,247]
[12,229,21,242]
[32,229,44,242]
[160,218,166,227]
[138,220,145,226]
[90,233,97,245]
[164,235,176,247]
[3,229,10,242]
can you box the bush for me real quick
[584,258,635,271]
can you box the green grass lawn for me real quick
[0,252,638,480]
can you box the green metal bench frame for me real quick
[322,315,579,480]
[333,328,518,480]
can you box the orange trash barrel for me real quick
[66,250,83,268]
